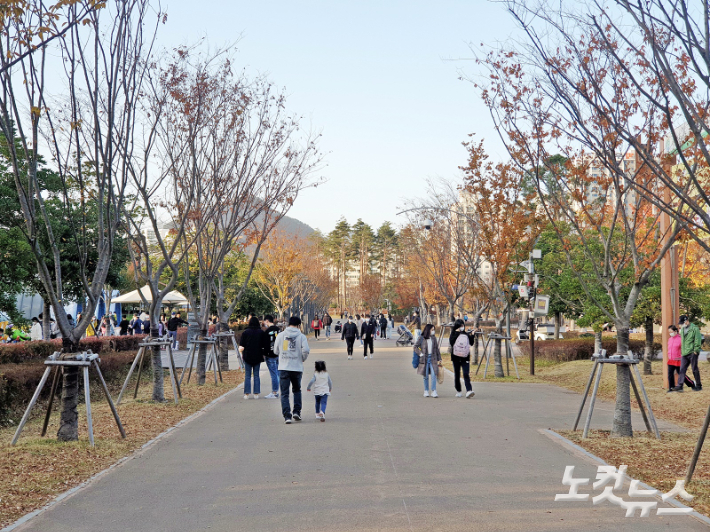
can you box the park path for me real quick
[15,337,708,531]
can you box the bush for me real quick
[0,350,137,427]
[518,337,662,362]
[0,335,147,364]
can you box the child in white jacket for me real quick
[306,360,332,421]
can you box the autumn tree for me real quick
[0,0,159,440]
[478,4,682,435]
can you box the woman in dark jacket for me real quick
[414,324,442,397]
[449,319,474,398]
[239,316,269,399]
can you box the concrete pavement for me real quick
[16,336,708,531]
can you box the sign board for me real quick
[518,285,529,299]
[533,295,550,316]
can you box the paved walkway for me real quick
[17,337,708,531]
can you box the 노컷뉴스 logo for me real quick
[555,465,693,517]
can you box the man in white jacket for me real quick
[30,317,43,341]
[274,316,310,424]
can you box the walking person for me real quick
[322,312,333,340]
[414,324,442,397]
[131,314,143,336]
[666,325,694,392]
[119,316,130,336]
[379,314,388,339]
[341,315,359,360]
[263,315,281,398]
[410,311,422,343]
[307,360,333,421]
[30,317,42,341]
[239,316,268,399]
[361,314,375,359]
[274,316,310,423]
[311,315,322,340]
[449,319,475,398]
[672,315,703,392]
[167,312,188,350]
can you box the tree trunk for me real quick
[554,311,561,340]
[493,322,504,378]
[472,315,480,365]
[197,327,208,385]
[611,326,633,438]
[57,337,79,442]
[643,317,654,375]
[594,330,602,355]
[218,321,230,371]
[42,300,51,339]
[151,319,165,402]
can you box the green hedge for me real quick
[0,335,147,364]
[518,338,662,362]
[0,350,137,427]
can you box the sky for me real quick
[163,0,518,234]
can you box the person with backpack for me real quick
[322,313,333,340]
[449,319,475,398]
[311,315,322,340]
[341,316,359,359]
[263,315,281,398]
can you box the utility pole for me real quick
[527,249,541,376]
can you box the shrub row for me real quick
[0,350,137,427]
[0,335,147,364]
[518,337,662,362]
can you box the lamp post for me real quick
[527,249,542,375]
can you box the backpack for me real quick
[453,333,470,357]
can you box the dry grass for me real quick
[0,370,243,528]
[560,430,710,517]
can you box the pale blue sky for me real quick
[163,1,516,233]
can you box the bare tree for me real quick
[168,50,321,382]
[477,0,681,435]
[0,0,159,440]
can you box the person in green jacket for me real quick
[672,315,703,392]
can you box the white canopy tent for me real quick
[112,285,189,306]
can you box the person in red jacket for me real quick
[311,315,323,340]
[668,325,695,392]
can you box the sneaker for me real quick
[265,392,278,399]
[284,418,292,424]
[315,413,322,419]
[293,413,302,422]
[671,386,684,392]
[466,391,475,399]
[423,390,430,397]
[320,414,325,422]
[431,391,439,398]
[254,394,259,399]
[243,394,249,400]
[456,392,463,398]
[694,386,703,392]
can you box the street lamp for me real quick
[527,248,542,375]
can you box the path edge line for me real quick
[2,380,245,532]
[541,428,710,528]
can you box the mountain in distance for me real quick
[276,215,314,237]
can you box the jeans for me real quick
[168,330,178,349]
[423,354,436,392]
[265,357,279,393]
[279,370,302,419]
[315,394,329,414]
[452,356,472,392]
[325,325,331,338]
[345,338,355,355]
[678,353,701,389]
[244,362,261,395]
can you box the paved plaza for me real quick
[15,337,709,531]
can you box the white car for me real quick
[516,324,565,343]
